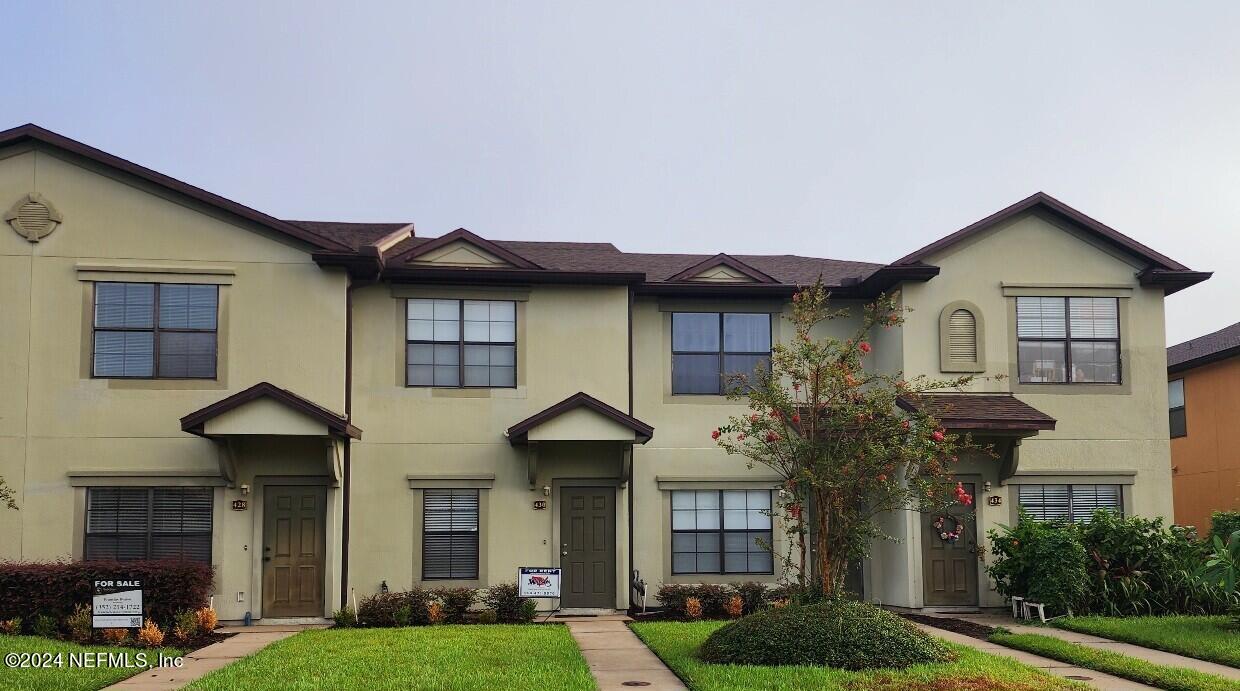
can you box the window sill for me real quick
[662,573,780,585]
[1010,381,1130,396]
[100,378,227,391]
[662,394,748,405]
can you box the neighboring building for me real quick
[0,124,1210,619]
[1167,321,1240,532]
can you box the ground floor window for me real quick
[671,489,773,574]
[85,487,213,563]
[1018,484,1122,523]
[423,489,479,580]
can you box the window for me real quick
[92,282,219,379]
[423,489,479,580]
[1169,379,1186,438]
[406,299,516,388]
[1018,484,1122,523]
[1016,297,1119,384]
[671,489,773,574]
[85,487,213,563]
[672,313,771,394]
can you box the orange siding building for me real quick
[1168,322,1240,532]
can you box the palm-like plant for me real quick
[1197,529,1240,626]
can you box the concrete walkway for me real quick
[911,623,1158,690]
[564,616,686,691]
[952,613,1240,682]
[107,625,326,690]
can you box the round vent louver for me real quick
[5,193,62,242]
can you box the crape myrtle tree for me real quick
[0,476,15,510]
[712,281,986,595]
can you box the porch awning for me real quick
[896,393,1055,433]
[505,392,654,445]
[180,382,361,440]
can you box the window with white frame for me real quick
[1016,297,1120,384]
[422,489,479,580]
[671,489,773,574]
[1018,484,1122,523]
[85,487,213,563]
[406,299,516,388]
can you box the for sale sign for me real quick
[518,567,561,598]
[92,579,143,628]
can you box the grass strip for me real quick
[990,631,1240,691]
[1055,616,1239,669]
[0,635,185,691]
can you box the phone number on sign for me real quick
[4,651,184,669]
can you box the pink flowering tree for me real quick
[712,281,985,595]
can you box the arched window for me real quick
[939,301,984,372]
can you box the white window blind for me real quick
[422,489,479,580]
[85,487,213,563]
[1018,484,1121,523]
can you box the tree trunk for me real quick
[814,488,833,596]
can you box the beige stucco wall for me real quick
[345,282,632,606]
[0,144,348,621]
[876,209,1175,608]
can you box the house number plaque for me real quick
[533,500,547,510]
[232,500,248,511]
[987,496,1002,507]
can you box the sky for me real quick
[3,1,1237,344]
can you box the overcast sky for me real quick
[4,1,1237,344]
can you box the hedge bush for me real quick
[0,560,213,629]
[699,599,952,669]
[482,583,535,623]
[988,510,1236,616]
[431,587,477,624]
[656,582,771,618]
[1211,511,1240,543]
[357,589,434,627]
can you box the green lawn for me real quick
[630,621,1084,691]
[1055,616,1239,669]
[188,625,594,691]
[991,631,1239,691]
[0,635,185,691]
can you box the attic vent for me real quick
[938,301,984,373]
[5,194,62,242]
[948,309,977,361]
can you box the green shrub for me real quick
[482,583,531,624]
[65,603,92,643]
[0,617,21,635]
[431,587,476,624]
[519,598,538,623]
[987,514,1088,614]
[729,582,769,614]
[332,606,356,628]
[477,609,498,624]
[357,589,433,627]
[1211,512,1240,543]
[31,613,58,638]
[699,599,952,669]
[172,610,200,641]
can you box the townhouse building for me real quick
[0,125,1208,619]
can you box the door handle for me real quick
[561,551,568,556]
[263,556,272,562]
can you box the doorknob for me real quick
[263,556,271,562]
[561,551,568,556]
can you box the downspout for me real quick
[627,285,638,610]
[340,277,354,610]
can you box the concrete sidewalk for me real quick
[952,613,1240,682]
[106,625,325,690]
[911,623,1158,690]
[564,617,686,691]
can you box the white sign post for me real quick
[93,579,143,628]
[518,567,561,598]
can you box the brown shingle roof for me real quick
[897,393,1056,432]
[384,234,883,286]
[285,220,412,250]
[1168,321,1240,373]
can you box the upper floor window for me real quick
[672,312,771,394]
[406,299,516,388]
[1016,297,1119,384]
[1018,484,1122,524]
[1168,379,1186,438]
[92,282,218,379]
[85,487,213,563]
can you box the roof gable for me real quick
[0,124,354,253]
[666,253,778,284]
[180,382,360,439]
[506,392,653,444]
[390,228,542,269]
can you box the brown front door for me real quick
[922,480,979,607]
[559,486,616,609]
[262,485,327,617]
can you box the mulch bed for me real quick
[899,612,996,641]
